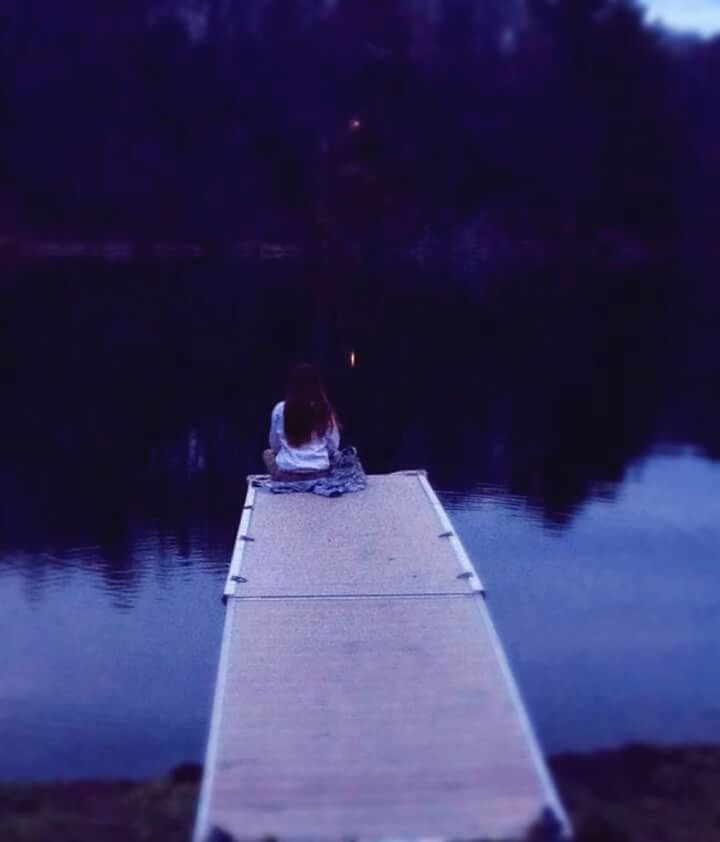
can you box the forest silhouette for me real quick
[1,0,719,251]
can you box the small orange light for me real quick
[349,118,361,131]
[350,350,356,368]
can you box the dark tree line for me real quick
[0,0,718,248]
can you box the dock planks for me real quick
[194,472,569,841]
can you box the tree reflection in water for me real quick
[1,258,718,591]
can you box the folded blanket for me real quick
[255,447,367,497]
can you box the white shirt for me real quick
[269,401,340,473]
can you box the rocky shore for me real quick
[1,745,718,841]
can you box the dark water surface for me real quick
[2,259,719,780]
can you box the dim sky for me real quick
[643,0,720,35]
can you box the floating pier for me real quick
[194,472,570,841]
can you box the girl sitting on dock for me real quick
[264,363,340,480]
[262,364,366,496]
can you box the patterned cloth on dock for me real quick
[257,447,367,497]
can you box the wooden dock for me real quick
[194,472,570,841]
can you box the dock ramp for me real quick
[194,472,570,841]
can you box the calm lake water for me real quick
[2,258,719,780]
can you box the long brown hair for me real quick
[283,364,336,447]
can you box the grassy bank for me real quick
[550,744,720,841]
[1,746,719,841]
[0,764,201,842]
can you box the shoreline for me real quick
[0,228,684,267]
[1,744,718,841]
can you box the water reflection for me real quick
[443,446,720,751]
[1,259,719,777]
[1,538,226,779]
